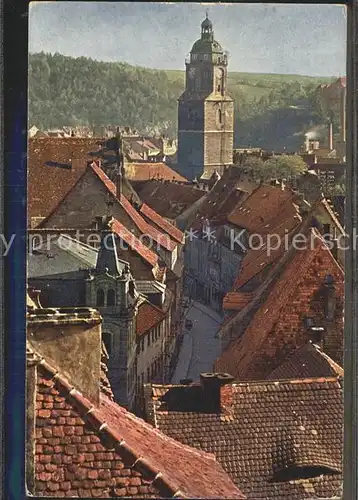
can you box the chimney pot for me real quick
[200,372,235,413]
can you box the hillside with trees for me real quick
[29,52,338,151]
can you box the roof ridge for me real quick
[218,226,334,360]
[57,232,99,251]
[221,220,315,337]
[231,376,341,387]
[30,347,187,498]
[140,202,184,244]
[110,218,158,267]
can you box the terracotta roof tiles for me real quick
[266,342,344,380]
[136,301,166,337]
[30,350,244,499]
[140,203,184,244]
[90,162,177,252]
[227,185,301,235]
[146,378,343,499]
[28,137,103,224]
[222,292,256,311]
[110,218,158,268]
[135,181,206,220]
[125,162,187,183]
[216,229,344,380]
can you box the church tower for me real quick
[85,226,139,410]
[177,14,234,180]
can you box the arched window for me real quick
[96,289,105,307]
[107,289,115,306]
[218,108,222,124]
[102,332,112,356]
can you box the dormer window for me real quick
[272,465,341,482]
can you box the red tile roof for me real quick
[233,198,344,291]
[222,292,255,311]
[28,137,103,224]
[140,203,184,244]
[135,181,206,220]
[136,301,166,337]
[30,349,244,499]
[216,229,344,380]
[146,377,343,500]
[227,185,301,235]
[90,162,177,252]
[110,218,158,268]
[233,238,287,290]
[190,167,249,229]
[266,342,344,380]
[125,162,187,183]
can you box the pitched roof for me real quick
[28,234,99,278]
[266,342,344,380]
[222,291,256,311]
[135,181,206,219]
[145,378,343,500]
[232,197,344,292]
[140,203,184,244]
[227,184,302,235]
[30,349,244,499]
[136,301,167,337]
[28,137,103,223]
[216,229,344,380]
[110,218,158,268]
[189,167,249,229]
[90,162,177,252]
[125,162,187,183]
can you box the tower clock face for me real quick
[189,67,196,79]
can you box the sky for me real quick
[29,2,347,77]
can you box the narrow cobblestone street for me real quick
[171,300,223,383]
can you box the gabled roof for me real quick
[145,378,343,500]
[267,342,344,380]
[28,137,103,223]
[90,162,177,252]
[28,234,98,278]
[135,181,206,220]
[125,162,187,183]
[190,167,249,229]
[110,218,158,268]
[29,348,244,499]
[140,203,184,244]
[227,184,301,235]
[136,300,167,337]
[216,229,344,380]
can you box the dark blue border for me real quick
[2,1,353,500]
[4,0,28,498]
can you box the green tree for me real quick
[240,154,307,183]
[264,155,307,180]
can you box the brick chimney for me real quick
[27,307,102,405]
[200,372,235,413]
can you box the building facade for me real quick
[177,14,234,180]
